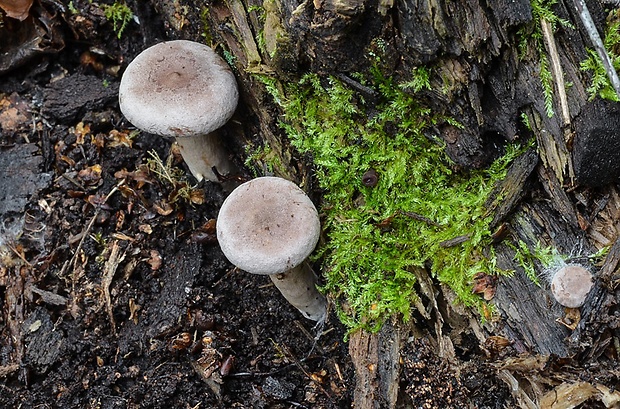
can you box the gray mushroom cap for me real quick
[118,40,238,138]
[550,264,593,308]
[216,177,321,275]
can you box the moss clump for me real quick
[102,1,133,39]
[259,68,520,331]
[580,10,620,101]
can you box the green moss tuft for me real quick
[257,68,521,331]
[580,11,620,101]
[102,1,133,39]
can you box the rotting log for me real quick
[145,0,620,406]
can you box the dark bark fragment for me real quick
[573,99,620,186]
[23,307,64,374]
[0,143,52,215]
[43,73,120,123]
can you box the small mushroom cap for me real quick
[119,40,238,138]
[550,264,593,308]
[216,177,321,275]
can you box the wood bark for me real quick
[149,0,620,406]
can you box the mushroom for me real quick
[550,264,593,308]
[216,176,327,322]
[119,40,238,183]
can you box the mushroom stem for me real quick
[269,262,327,322]
[175,131,237,183]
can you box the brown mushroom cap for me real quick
[216,177,321,275]
[118,40,238,138]
[550,264,593,308]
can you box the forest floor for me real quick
[2,1,618,409]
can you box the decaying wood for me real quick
[599,234,620,287]
[349,320,402,409]
[485,147,539,228]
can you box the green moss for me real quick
[517,0,572,117]
[102,1,133,39]
[580,11,620,101]
[508,240,563,286]
[258,68,521,332]
[244,143,283,177]
[200,7,213,45]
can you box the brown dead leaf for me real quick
[101,240,126,335]
[79,50,104,72]
[485,335,512,352]
[115,210,126,230]
[108,129,134,148]
[555,308,581,330]
[128,298,141,324]
[472,272,498,300]
[73,122,91,145]
[0,93,31,132]
[190,188,205,205]
[153,200,173,216]
[138,224,152,234]
[191,219,218,244]
[77,164,102,186]
[540,381,620,409]
[114,168,153,188]
[59,154,76,167]
[147,250,162,270]
[93,133,106,149]
[86,194,113,209]
[0,0,33,20]
[110,232,134,241]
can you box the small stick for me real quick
[101,240,126,334]
[572,0,620,99]
[293,320,326,355]
[62,181,125,312]
[279,343,334,403]
[540,18,571,127]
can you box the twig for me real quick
[278,343,334,403]
[293,320,326,355]
[572,0,620,99]
[61,181,125,312]
[227,356,319,377]
[397,210,441,227]
[540,18,571,127]
[101,240,126,334]
[5,243,32,267]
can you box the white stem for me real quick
[175,131,236,182]
[269,262,327,322]
[541,18,571,127]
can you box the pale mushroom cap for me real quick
[216,177,321,275]
[118,40,238,137]
[550,264,593,308]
